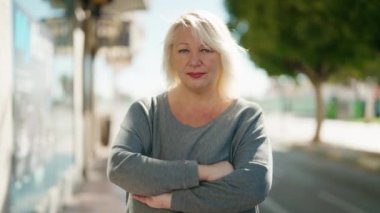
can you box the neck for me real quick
[170,85,229,107]
[167,85,235,128]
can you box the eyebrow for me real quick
[175,42,190,46]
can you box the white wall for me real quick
[0,0,13,211]
[73,27,85,174]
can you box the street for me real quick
[261,146,380,213]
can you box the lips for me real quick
[187,72,206,79]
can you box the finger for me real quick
[133,195,148,203]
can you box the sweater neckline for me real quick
[162,92,238,131]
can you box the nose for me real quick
[189,53,202,67]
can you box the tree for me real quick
[225,0,380,143]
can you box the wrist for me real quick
[197,165,209,181]
[166,193,172,209]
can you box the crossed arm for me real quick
[108,128,235,209]
[131,161,234,209]
[107,102,272,212]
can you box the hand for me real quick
[198,161,234,182]
[132,193,172,209]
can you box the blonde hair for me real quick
[163,10,246,96]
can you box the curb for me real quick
[292,144,380,174]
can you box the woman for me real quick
[107,10,272,213]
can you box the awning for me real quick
[102,0,148,14]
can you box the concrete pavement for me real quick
[60,102,128,213]
[265,113,380,153]
[59,147,125,213]
[265,113,380,173]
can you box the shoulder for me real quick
[227,98,267,129]
[128,93,165,115]
[122,93,165,128]
[234,98,264,117]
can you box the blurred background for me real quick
[0,0,379,212]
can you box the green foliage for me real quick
[225,0,380,82]
[362,57,380,84]
[330,56,380,84]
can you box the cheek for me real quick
[207,58,222,71]
[174,57,189,70]
[171,56,181,68]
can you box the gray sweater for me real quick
[108,93,272,213]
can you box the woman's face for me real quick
[171,27,222,93]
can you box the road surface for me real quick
[261,147,380,213]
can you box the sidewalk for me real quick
[265,113,380,153]
[59,147,125,213]
[265,113,380,173]
[60,102,128,213]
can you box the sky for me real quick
[95,0,270,100]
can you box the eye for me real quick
[178,49,189,53]
[200,48,214,53]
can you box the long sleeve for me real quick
[107,100,199,196]
[171,109,273,213]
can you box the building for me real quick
[0,0,147,212]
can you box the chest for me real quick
[171,106,224,128]
[154,122,235,164]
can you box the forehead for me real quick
[172,26,203,45]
